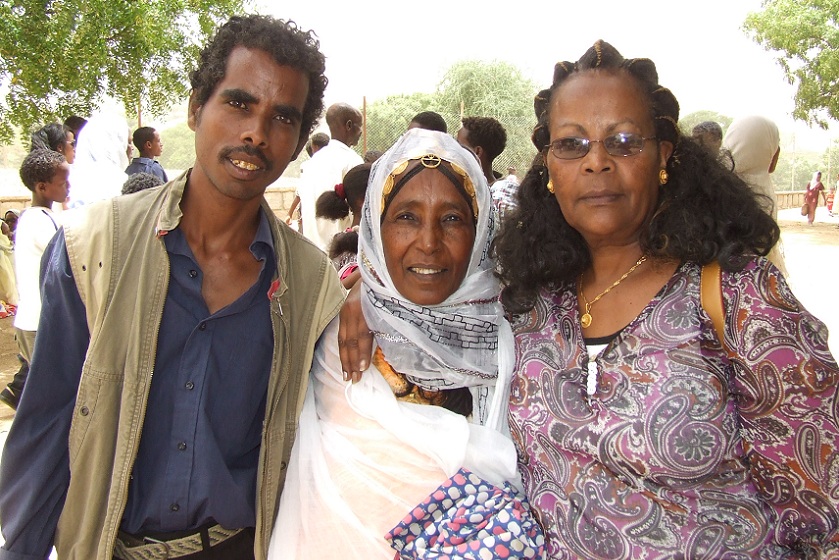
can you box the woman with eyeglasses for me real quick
[490,41,839,557]
[338,41,839,557]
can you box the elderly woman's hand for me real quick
[338,281,373,382]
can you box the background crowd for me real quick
[0,13,835,560]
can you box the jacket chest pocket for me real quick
[68,368,125,468]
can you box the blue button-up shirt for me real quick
[0,209,276,558]
[126,157,168,183]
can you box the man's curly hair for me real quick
[461,117,507,162]
[189,15,328,141]
[20,149,65,191]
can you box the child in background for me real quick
[0,220,16,308]
[4,209,20,244]
[0,150,69,410]
[315,163,370,289]
[122,171,164,195]
[125,126,167,183]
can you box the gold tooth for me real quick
[232,159,259,171]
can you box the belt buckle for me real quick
[142,536,172,559]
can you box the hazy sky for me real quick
[259,0,834,151]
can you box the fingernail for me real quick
[359,360,368,371]
[342,371,349,381]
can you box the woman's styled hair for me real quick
[30,123,70,153]
[493,40,780,313]
[316,163,371,221]
[316,163,372,260]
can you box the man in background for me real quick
[297,102,363,250]
[457,116,518,220]
[692,120,735,170]
[285,131,330,228]
[408,110,447,133]
[126,126,168,183]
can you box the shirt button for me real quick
[178,442,187,451]
[185,381,194,390]
[170,503,180,512]
[188,269,198,278]
[198,322,207,331]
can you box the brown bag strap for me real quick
[700,261,729,353]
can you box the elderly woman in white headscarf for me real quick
[67,112,130,208]
[268,128,543,559]
[723,115,788,276]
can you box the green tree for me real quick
[678,111,733,137]
[0,0,250,143]
[364,92,441,153]
[772,137,822,192]
[436,60,535,120]
[436,60,538,174]
[158,121,195,172]
[744,0,839,128]
[823,138,839,184]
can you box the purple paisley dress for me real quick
[510,259,839,559]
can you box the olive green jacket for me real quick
[54,172,344,559]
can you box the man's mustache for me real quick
[219,145,271,172]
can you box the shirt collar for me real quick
[164,206,275,263]
[250,206,274,262]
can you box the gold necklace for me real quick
[579,255,647,329]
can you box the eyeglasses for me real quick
[547,133,657,160]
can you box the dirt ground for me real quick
[779,215,839,245]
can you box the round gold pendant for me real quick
[580,313,592,329]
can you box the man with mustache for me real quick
[0,15,344,560]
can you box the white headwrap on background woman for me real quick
[68,112,129,208]
[723,115,780,220]
[359,128,503,396]
[723,115,789,277]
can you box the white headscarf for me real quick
[68,112,130,208]
[359,128,502,390]
[723,115,789,277]
[810,171,822,189]
[722,115,780,219]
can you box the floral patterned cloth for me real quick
[510,259,839,559]
[386,468,546,559]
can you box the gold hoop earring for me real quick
[547,179,555,193]
[658,169,669,185]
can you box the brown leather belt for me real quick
[113,524,244,560]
